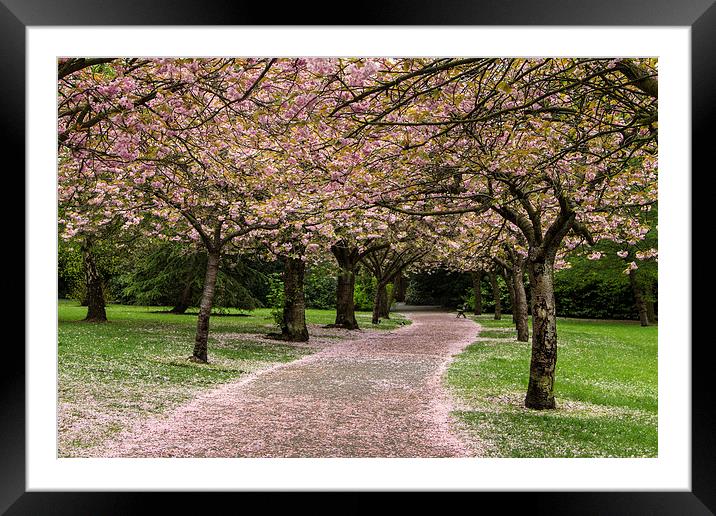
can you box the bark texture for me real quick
[192,250,220,362]
[331,244,359,330]
[512,263,529,342]
[82,238,107,322]
[281,256,309,341]
[524,259,557,409]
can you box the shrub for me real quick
[265,272,284,326]
[304,261,337,309]
[353,271,376,311]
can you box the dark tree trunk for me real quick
[372,282,389,324]
[629,269,649,327]
[378,283,390,319]
[82,238,107,322]
[512,263,529,342]
[524,258,558,409]
[334,268,358,329]
[504,268,517,323]
[191,249,221,362]
[331,245,359,329]
[393,272,407,302]
[646,299,657,324]
[490,271,501,320]
[170,279,193,314]
[281,256,309,341]
[472,270,483,315]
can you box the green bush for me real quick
[554,265,636,319]
[406,269,479,308]
[58,240,84,299]
[304,262,337,309]
[353,271,376,311]
[265,272,284,326]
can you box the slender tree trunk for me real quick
[331,246,359,329]
[524,258,558,409]
[504,268,517,323]
[512,264,529,342]
[472,270,483,315]
[82,238,107,322]
[490,271,502,320]
[372,282,389,324]
[281,256,309,341]
[393,272,407,302]
[191,249,220,362]
[629,269,649,326]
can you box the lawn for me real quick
[446,314,658,458]
[58,300,407,457]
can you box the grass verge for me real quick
[446,314,657,457]
[58,300,407,456]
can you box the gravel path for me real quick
[99,311,481,457]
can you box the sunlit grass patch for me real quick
[447,314,657,457]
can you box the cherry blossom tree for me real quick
[330,57,658,409]
[58,58,308,362]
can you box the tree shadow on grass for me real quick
[148,310,252,317]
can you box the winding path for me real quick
[100,310,481,457]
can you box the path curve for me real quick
[99,311,481,458]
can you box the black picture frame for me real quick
[5,0,713,513]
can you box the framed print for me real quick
[6,0,714,513]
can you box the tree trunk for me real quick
[331,246,359,329]
[393,272,407,302]
[378,283,390,319]
[281,256,309,341]
[372,282,389,324]
[504,269,516,323]
[334,266,358,329]
[82,238,107,322]
[512,264,529,342]
[524,258,558,409]
[646,299,657,324]
[170,278,193,314]
[629,269,649,326]
[472,270,483,315]
[490,271,501,320]
[191,249,221,362]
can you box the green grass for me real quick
[58,300,407,456]
[446,314,657,457]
